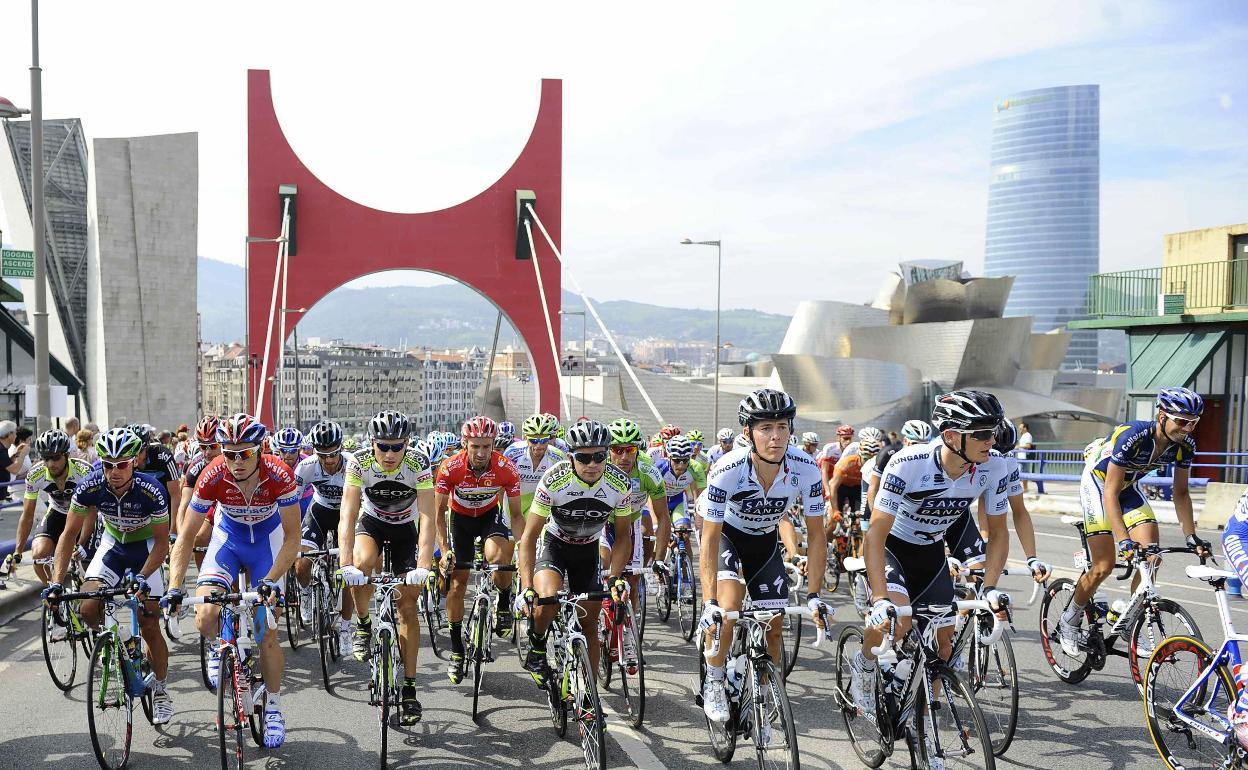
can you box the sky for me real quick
[0,1,1244,315]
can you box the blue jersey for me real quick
[1089,421,1196,486]
[70,469,170,544]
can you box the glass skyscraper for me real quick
[984,85,1099,369]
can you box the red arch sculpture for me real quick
[246,69,561,427]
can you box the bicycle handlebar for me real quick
[703,605,818,658]
[534,590,612,606]
[868,600,1005,656]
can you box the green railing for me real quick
[1088,258,1248,317]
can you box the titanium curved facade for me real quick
[984,85,1099,370]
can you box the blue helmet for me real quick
[1157,387,1203,417]
[273,427,304,453]
[425,432,448,463]
[443,431,461,450]
[495,420,516,448]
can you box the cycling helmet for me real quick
[96,428,143,460]
[522,413,558,439]
[498,420,515,440]
[1083,437,1106,465]
[931,390,1004,432]
[687,429,705,445]
[858,427,885,445]
[901,419,933,443]
[666,435,696,460]
[425,432,448,461]
[607,418,643,447]
[1157,387,1204,417]
[554,424,566,440]
[801,431,820,445]
[737,388,797,426]
[342,437,359,451]
[836,425,854,438]
[217,413,267,446]
[412,439,436,463]
[716,428,735,443]
[565,420,610,450]
[858,436,881,458]
[462,416,498,439]
[273,427,304,453]
[368,411,411,441]
[789,435,799,445]
[993,421,1018,454]
[733,433,751,449]
[195,415,221,443]
[126,423,154,445]
[442,431,461,450]
[659,424,682,442]
[36,429,71,457]
[650,433,663,448]
[308,421,343,450]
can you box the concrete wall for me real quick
[1164,223,1248,268]
[92,133,198,429]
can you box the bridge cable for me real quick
[524,218,572,420]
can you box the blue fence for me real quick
[1020,448,1248,497]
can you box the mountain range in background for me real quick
[198,257,791,352]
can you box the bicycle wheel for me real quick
[616,606,645,728]
[571,639,606,770]
[636,581,648,643]
[1143,634,1235,770]
[315,583,334,691]
[698,632,736,762]
[469,602,487,722]
[655,561,673,623]
[516,613,532,666]
[199,634,213,691]
[1038,577,1094,684]
[965,613,1018,757]
[422,581,448,659]
[784,589,801,677]
[217,646,244,770]
[284,590,303,651]
[918,662,995,770]
[834,625,887,768]
[597,610,615,689]
[826,550,842,594]
[377,629,393,769]
[1130,598,1201,692]
[548,660,568,738]
[42,604,78,691]
[677,552,698,641]
[750,656,800,770]
[87,634,133,770]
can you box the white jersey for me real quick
[294,451,349,509]
[344,449,434,525]
[873,443,1011,545]
[704,445,825,536]
[991,449,1024,498]
[503,442,566,510]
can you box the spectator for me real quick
[1017,421,1035,493]
[14,427,33,479]
[63,416,81,436]
[0,420,30,501]
[72,428,99,464]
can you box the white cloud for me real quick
[1220,93,1234,109]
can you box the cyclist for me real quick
[1057,387,1212,656]
[687,429,709,486]
[44,428,173,723]
[864,420,932,515]
[827,427,874,527]
[128,423,181,537]
[974,421,1052,583]
[495,420,517,450]
[504,414,566,515]
[817,425,856,499]
[435,416,523,685]
[850,429,884,524]
[1222,489,1248,744]
[175,416,223,571]
[518,419,634,685]
[165,414,302,747]
[657,435,701,534]
[699,389,830,723]
[800,431,820,458]
[708,428,735,466]
[272,427,305,471]
[291,421,355,643]
[337,410,436,726]
[849,391,1012,718]
[8,430,93,584]
[602,418,667,621]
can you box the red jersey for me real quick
[435,451,521,517]
[189,454,300,542]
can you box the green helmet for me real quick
[342,437,359,451]
[687,429,705,444]
[522,413,559,439]
[556,423,566,439]
[607,418,643,447]
[95,428,143,461]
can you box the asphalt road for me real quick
[0,512,1235,770]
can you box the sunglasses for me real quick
[43,453,67,462]
[573,450,609,464]
[954,428,997,442]
[102,458,134,471]
[199,443,222,451]
[609,445,638,456]
[1167,414,1201,428]
[374,442,407,454]
[315,448,342,457]
[528,437,551,445]
[223,447,261,462]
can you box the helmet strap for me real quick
[942,432,977,471]
[746,425,784,466]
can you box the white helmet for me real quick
[716,428,735,443]
[801,431,820,445]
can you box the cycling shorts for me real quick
[715,523,788,610]
[300,501,340,551]
[1079,467,1156,538]
[944,511,986,567]
[33,509,67,544]
[836,485,861,516]
[535,530,601,596]
[198,522,284,590]
[670,498,691,528]
[355,514,418,572]
[876,535,956,629]
[448,505,511,568]
[87,530,164,595]
[600,516,643,571]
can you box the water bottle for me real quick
[892,658,914,693]
[1106,599,1128,627]
[1092,592,1109,621]
[852,575,869,617]
[725,654,745,697]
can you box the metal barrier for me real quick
[1087,257,1248,317]
[1018,448,1248,498]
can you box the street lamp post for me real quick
[559,310,587,420]
[681,239,722,433]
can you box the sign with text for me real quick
[1,249,34,279]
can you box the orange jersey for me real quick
[833,453,864,486]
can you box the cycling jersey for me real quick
[870,445,902,479]
[690,455,708,488]
[140,443,179,487]
[646,446,666,464]
[708,445,730,467]
[24,457,92,514]
[1089,421,1196,486]
[182,452,211,488]
[294,452,349,509]
[624,453,666,517]
[655,457,698,509]
[991,449,1024,498]
[188,455,301,543]
[70,469,171,543]
[434,450,521,517]
[834,452,864,485]
[816,441,856,469]
[345,448,434,525]
[703,445,825,535]
[503,442,566,513]
[873,443,1010,545]
[531,461,631,545]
